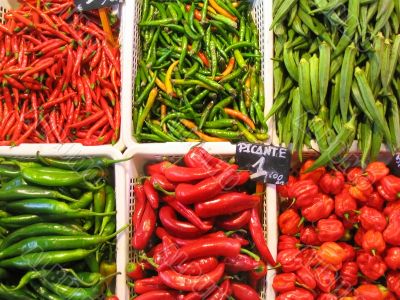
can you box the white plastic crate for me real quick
[123,143,276,299]
[122,0,274,147]
[0,144,129,300]
[0,1,129,151]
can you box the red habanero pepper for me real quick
[217,209,251,230]
[317,294,337,300]
[134,290,176,300]
[359,206,387,232]
[313,266,336,293]
[272,273,296,293]
[316,219,344,242]
[231,283,260,300]
[362,230,386,254]
[385,247,400,270]
[288,179,319,208]
[132,201,156,250]
[194,192,260,218]
[224,253,260,273]
[301,194,334,222]
[366,191,385,211]
[340,261,358,287]
[357,251,387,280]
[146,161,172,176]
[133,276,168,294]
[144,179,159,209]
[183,147,230,169]
[277,175,297,198]
[300,226,321,246]
[387,271,400,298]
[163,165,220,183]
[319,170,345,195]
[377,175,400,201]
[300,159,326,183]
[354,284,384,300]
[278,208,302,236]
[174,257,219,276]
[337,242,356,262]
[347,167,363,181]
[349,175,373,202]
[366,162,390,183]
[208,279,231,300]
[277,248,302,272]
[383,210,400,246]
[126,262,146,280]
[159,206,211,239]
[317,242,346,266]
[334,188,357,219]
[276,288,314,300]
[301,248,319,268]
[384,200,400,217]
[159,263,225,292]
[150,173,176,192]
[249,208,276,266]
[175,166,237,204]
[296,266,317,290]
[278,235,300,251]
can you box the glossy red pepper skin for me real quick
[346,167,363,181]
[217,209,251,230]
[319,170,345,195]
[144,179,159,209]
[296,266,316,290]
[349,175,373,202]
[366,191,385,211]
[277,248,302,272]
[278,208,302,236]
[207,279,231,300]
[183,147,230,170]
[134,276,168,294]
[276,288,314,300]
[249,208,276,266]
[334,188,357,219]
[377,175,400,201]
[272,273,296,293]
[317,242,346,266]
[146,161,171,176]
[316,219,344,242]
[300,226,321,246]
[150,173,176,192]
[313,266,336,293]
[159,263,225,292]
[317,294,337,300]
[359,206,387,232]
[355,228,366,247]
[175,167,237,205]
[357,251,387,280]
[277,175,297,198]
[164,165,220,183]
[174,257,219,276]
[384,200,400,217]
[288,179,319,208]
[362,230,386,254]
[278,235,300,251]
[354,284,384,300]
[194,192,260,218]
[182,292,202,300]
[134,290,176,300]
[224,253,260,273]
[133,184,147,231]
[132,201,156,250]
[387,271,400,298]
[301,248,319,267]
[301,194,334,222]
[366,162,390,183]
[159,206,211,239]
[300,160,326,183]
[231,283,260,300]
[340,261,359,287]
[337,242,356,262]
[155,227,225,247]
[383,210,400,246]
[126,262,146,280]
[385,247,400,270]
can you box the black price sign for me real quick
[74,0,120,11]
[236,143,291,185]
[388,153,400,177]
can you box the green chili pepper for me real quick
[93,188,106,234]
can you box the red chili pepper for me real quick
[174,257,219,276]
[387,271,400,298]
[316,218,344,242]
[276,288,314,300]
[288,179,319,208]
[385,247,400,270]
[357,251,387,281]
[249,260,267,283]
[159,206,211,239]
[146,161,172,176]
[144,179,159,209]
[296,266,317,290]
[300,160,326,183]
[132,201,156,250]
[224,253,260,273]
[319,170,345,195]
[277,175,297,198]
[383,209,400,246]
[181,292,202,300]
[377,175,400,201]
[362,229,386,254]
[150,173,176,192]
[208,279,231,300]
[366,161,390,183]
[183,147,230,169]
[278,235,300,251]
[231,283,260,300]
[354,284,384,300]
[313,266,336,293]
[194,192,260,218]
[272,273,296,293]
[277,248,302,272]
[159,263,225,292]
[278,208,302,236]
[301,193,334,222]
[337,242,356,262]
[217,209,251,230]
[300,226,321,246]
[134,290,176,300]
[340,261,359,287]
[133,277,168,294]
[164,165,220,183]
[126,262,146,280]
[359,206,387,232]
[175,166,237,204]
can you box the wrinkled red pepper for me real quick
[377,175,400,201]
[313,266,336,293]
[301,194,334,222]
[317,242,346,266]
[337,242,356,262]
[334,188,357,219]
[383,210,400,246]
[301,248,319,268]
[366,161,390,183]
[295,266,316,290]
[366,191,385,211]
[300,160,326,183]
[276,288,314,300]
[277,175,297,198]
[354,284,384,300]
[300,226,321,246]
[272,273,296,293]
[357,251,387,280]
[316,218,344,242]
[319,170,345,195]
[278,235,300,251]
[340,261,359,287]
[277,248,302,272]
[387,271,400,298]
[362,229,386,254]
[384,200,400,217]
[288,179,319,208]
[278,208,302,236]
[349,175,373,202]
[346,167,363,181]
[317,294,338,300]
[359,206,387,232]
[385,247,400,270]
[224,253,260,273]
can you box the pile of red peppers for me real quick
[0,0,120,145]
[129,147,275,300]
[274,160,400,300]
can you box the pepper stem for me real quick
[153,183,175,196]
[240,248,260,262]
[139,252,159,269]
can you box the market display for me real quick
[269,0,400,163]
[0,0,121,145]
[274,160,400,299]
[133,0,267,143]
[129,147,273,299]
[0,155,122,299]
